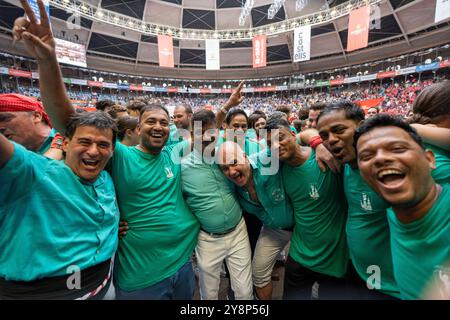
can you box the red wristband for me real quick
[310,136,323,150]
[50,133,64,150]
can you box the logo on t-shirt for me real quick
[165,166,174,179]
[361,193,373,212]
[271,188,285,202]
[309,184,319,200]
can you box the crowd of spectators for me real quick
[0,77,438,117]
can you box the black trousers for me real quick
[283,255,347,300]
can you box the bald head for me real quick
[217,141,251,187]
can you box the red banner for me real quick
[9,69,32,78]
[253,35,267,68]
[377,71,397,79]
[440,59,450,68]
[200,88,211,94]
[87,81,103,87]
[347,5,370,52]
[355,98,384,111]
[254,86,276,92]
[168,87,178,93]
[330,79,345,86]
[158,35,174,68]
[130,85,143,91]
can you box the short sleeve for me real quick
[106,141,127,173]
[0,143,48,206]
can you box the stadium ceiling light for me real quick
[239,0,254,27]
[296,0,309,12]
[51,0,382,41]
[268,0,285,20]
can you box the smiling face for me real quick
[318,110,360,164]
[63,125,114,182]
[357,126,436,208]
[218,142,251,187]
[138,108,170,154]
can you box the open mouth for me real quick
[82,159,100,169]
[231,172,244,184]
[331,147,344,159]
[150,132,164,138]
[376,169,406,188]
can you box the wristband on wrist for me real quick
[50,133,64,150]
[310,136,323,150]
[220,107,228,115]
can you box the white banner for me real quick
[344,76,360,84]
[102,82,117,89]
[397,66,417,75]
[142,86,155,92]
[435,0,450,23]
[360,74,377,81]
[70,78,87,86]
[293,26,311,62]
[205,39,220,70]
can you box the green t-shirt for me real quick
[108,142,199,291]
[426,143,450,184]
[343,164,400,297]
[181,150,242,233]
[282,149,349,278]
[388,183,450,300]
[168,124,190,146]
[0,143,119,281]
[237,152,294,229]
[37,128,57,155]
[217,132,262,156]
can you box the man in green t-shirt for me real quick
[0,111,119,300]
[11,2,199,300]
[354,114,450,300]
[265,117,349,300]
[316,101,400,299]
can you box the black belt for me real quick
[201,224,238,237]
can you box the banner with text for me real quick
[293,25,311,62]
[205,39,220,70]
[158,35,174,68]
[347,5,370,52]
[253,35,267,68]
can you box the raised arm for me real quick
[12,0,75,134]
[215,81,245,129]
[411,124,450,151]
[0,133,14,169]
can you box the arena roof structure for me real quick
[0,0,449,79]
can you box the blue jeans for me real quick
[116,260,196,300]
